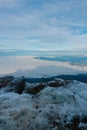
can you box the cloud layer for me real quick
[0,0,87,50]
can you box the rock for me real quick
[0,76,14,89]
[65,80,73,85]
[6,76,25,94]
[47,78,65,87]
[24,83,46,95]
[66,115,81,130]
[81,116,87,123]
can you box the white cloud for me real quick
[0,0,87,50]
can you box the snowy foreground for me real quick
[0,76,87,130]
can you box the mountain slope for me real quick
[0,77,87,130]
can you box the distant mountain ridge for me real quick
[0,49,86,56]
[25,73,87,83]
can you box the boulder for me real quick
[6,76,25,94]
[24,83,46,95]
[47,78,65,87]
[0,76,14,89]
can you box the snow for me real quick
[0,80,87,129]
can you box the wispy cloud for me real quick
[0,0,22,8]
[0,0,87,50]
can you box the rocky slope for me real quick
[0,76,87,130]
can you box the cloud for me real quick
[0,0,87,50]
[0,0,21,8]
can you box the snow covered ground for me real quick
[0,78,87,130]
[0,56,87,129]
[0,56,87,77]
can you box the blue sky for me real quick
[0,0,87,51]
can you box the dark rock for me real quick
[0,76,14,89]
[81,116,87,123]
[24,83,46,95]
[47,78,65,87]
[6,76,25,94]
[66,115,81,130]
[0,119,6,128]
[0,119,6,125]
[65,80,73,84]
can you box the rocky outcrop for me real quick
[24,83,46,95]
[47,78,65,87]
[0,76,14,88]
[5,76,25,94]
[1,76,87,130]
[0,76,73,95]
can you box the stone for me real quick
[0,76,14,89]
[24,83,46,95]
[47,78,65,87]
[7,76,25,94]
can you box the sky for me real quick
[0,0,87,51]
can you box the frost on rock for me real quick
[0,77,87,130]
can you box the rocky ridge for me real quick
[0,76,87,130]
